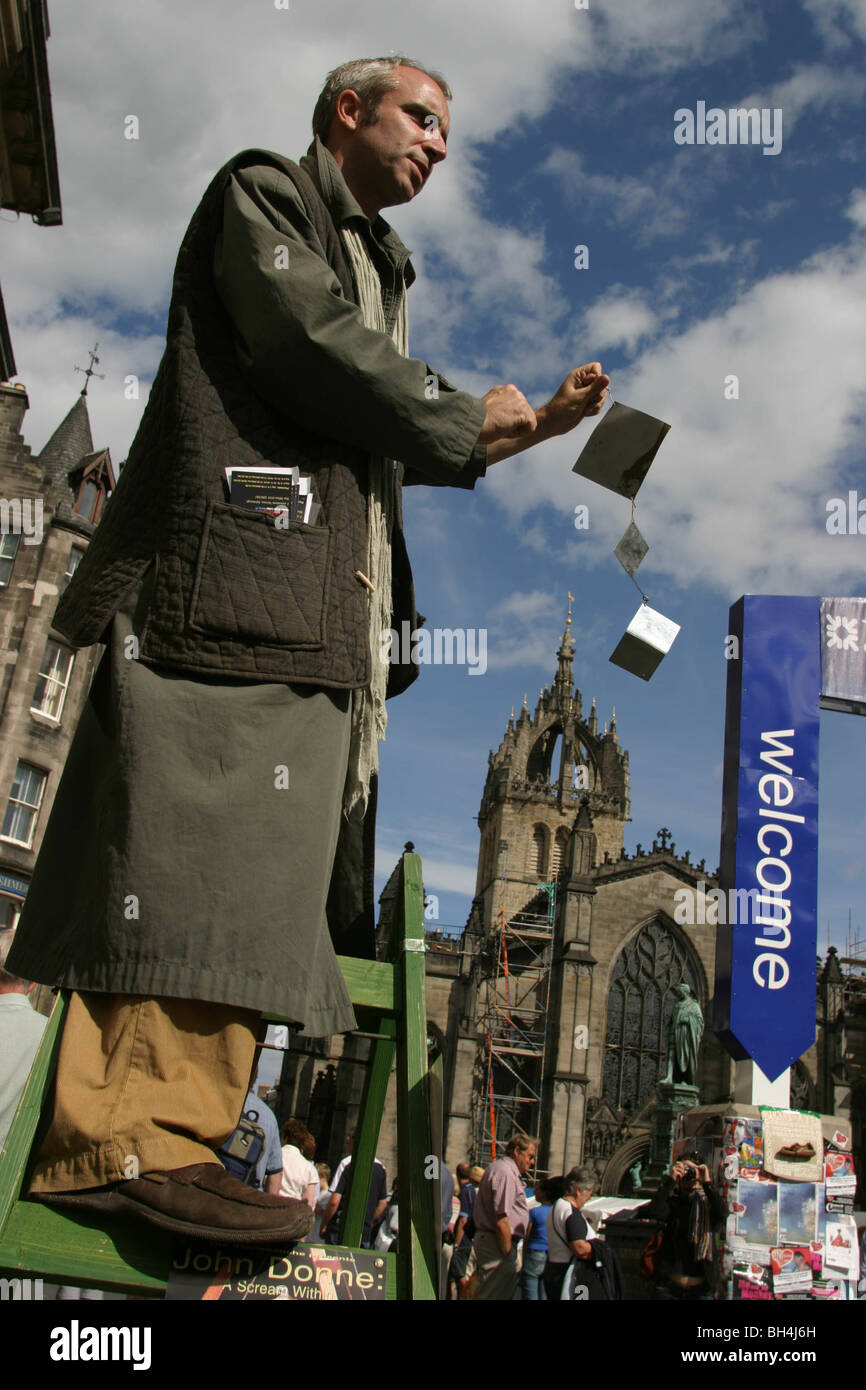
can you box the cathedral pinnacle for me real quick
[553,592,576,710]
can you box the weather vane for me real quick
[74,343,105,396]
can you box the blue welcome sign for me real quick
[713,596,821,1081]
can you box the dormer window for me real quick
[76,478,100,520]
[71,452,110,523]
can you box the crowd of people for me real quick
[217,1119,619,1299]
[219,1118,768,1301]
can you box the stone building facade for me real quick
[0,377,114,1008]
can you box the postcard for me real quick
[777,1182,818,1246]
[770,1244,821,1294]
[732,1263,771,1300]
[824,1218,858,1278]
[733,1178,778,1245]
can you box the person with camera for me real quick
[644,1150,726,1300]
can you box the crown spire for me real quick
[553,592,576,710]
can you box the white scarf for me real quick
[339,226,409,817]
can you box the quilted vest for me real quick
[53,148,419,696]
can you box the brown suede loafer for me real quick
[36,1163,315,1244]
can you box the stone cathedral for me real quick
[434,605,733,1190]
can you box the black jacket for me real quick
[644,1176,727,1287]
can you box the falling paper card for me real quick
[572,401,670,500]
[613,520,649,577]
[609,603,680,681]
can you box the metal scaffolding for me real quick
[474,882,556,1168]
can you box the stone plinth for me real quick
[645,1082,700,1182]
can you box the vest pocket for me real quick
[189,501,332,647]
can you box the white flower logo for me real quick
[825,615,859,651]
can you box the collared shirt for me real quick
[0,991,47,1151]
[213,136,487,487]
[473,1156,529,1238]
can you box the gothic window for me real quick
[529,825,547,877]
[480,831,496,885]
[526,725,563,783]
[551,828,569,878]
[602,921,702,1116]
[548,732,562,786]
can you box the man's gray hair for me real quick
[312,56,452,143]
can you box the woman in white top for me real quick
[280,1119,319,1209]
[544,1165,599,1301]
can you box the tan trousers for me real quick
[29,992,259,1193]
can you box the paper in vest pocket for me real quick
[572,401,670,499]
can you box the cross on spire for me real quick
[656,827,672,851]
[74,343,105,397]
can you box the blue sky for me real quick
[5,0,866,965]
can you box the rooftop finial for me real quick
[74,343,105,397]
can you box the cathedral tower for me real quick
[473,597,630,933]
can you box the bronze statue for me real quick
[660,983,703,1086]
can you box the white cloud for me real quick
[582,285,660,353]
[402,854,477,897]
[540,149,692,243]
[740,62,866,135]
[846,188,866,229]
[803,0,866,48]
[5,0,763,458]
[487,220,866,594]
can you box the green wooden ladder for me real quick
[0,851,440,1300]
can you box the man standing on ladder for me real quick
[7,56,608,1244]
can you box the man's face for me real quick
[337,66,450,211]
[514,1145,536,1176]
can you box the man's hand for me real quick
[479,384,537,445]
[538,363,610,437]
[480,363,608,466]
[495,1214,512,1257]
